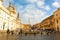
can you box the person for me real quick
[20,29,22,34]
[34,32,36,36]
[7,29,10,34]
[10,30,14,35]
[18,32,20,35]
[25,32,27,36]
[41,32,42,35]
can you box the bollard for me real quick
[34,33,36,36]
[7,29,10,34]
[25,33,27,36]
[18,32,20,35]
[47,32,49,35]
[10,31,14,35]
[41,32,42,35]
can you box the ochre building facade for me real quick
[33,7,60,31]
[53,8,60,31]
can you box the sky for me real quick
[2,0,60,25]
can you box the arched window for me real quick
[57,20,58,23]
[57,26,59,31]
[56,14,58,16]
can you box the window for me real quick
[56,14,58,16]
[57,26,59,31]
[57,20,58,23]
[54,19,55,21]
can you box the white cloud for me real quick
[54,0,60,2]
[22,4,48,24]
[16,5,24,13]
[30,14,49,25]
[40,5,51,11]
[2,0,51,24]
[52,0,60,8]
[26,0,38,3]
[44,5,50,10]
[52,2,60,8]
[26,0,51,11]
[26,0,45,8]
[23,14,32,18]
[2,0,14,7]
[36,0,45,8]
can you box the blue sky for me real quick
[2,0,60,25]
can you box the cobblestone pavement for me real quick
[54,32,60,40]
[18,34,54,40]
[0,32,59,40]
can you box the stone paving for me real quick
[0,33,54,40]
[19,34,54,40]
[54,32,60,40]
[0,32,59,40]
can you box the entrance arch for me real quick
[57,26,59,32]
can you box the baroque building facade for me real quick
[33,7,60,31]
[33,15,54,30]
[0,0,22,31]
[53,8,60,31]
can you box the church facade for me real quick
[0,0,22,31]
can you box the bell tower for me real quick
[0,0,2,6]
[13,6,16,13]
[8,2,13,12]
[8,2,16,17]
[16,12,21,23]
[8,2,16,14]
[17,12,20,20]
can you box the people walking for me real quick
[7,29,10,34]
[10,31,14,35]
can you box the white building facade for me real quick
[0,0,21,31]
